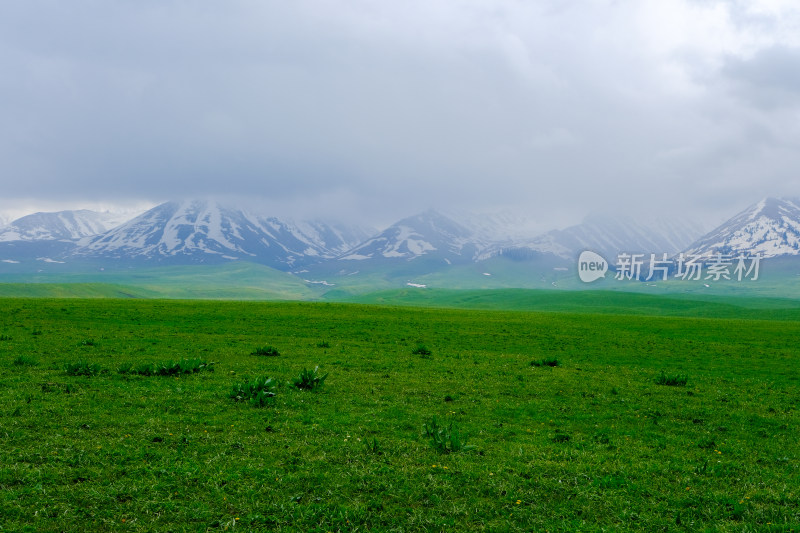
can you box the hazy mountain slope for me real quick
[339,210,478,263]
[0,210,125,242]
[483,215,708,261]
[683,197,800,258]
[74,199,371,269]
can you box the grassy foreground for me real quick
[0,298,798,531]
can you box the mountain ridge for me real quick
[73,199,373,269]
[682,197,800,258]
[1,197,799,287]
[0,209,127,242]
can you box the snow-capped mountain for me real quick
[4,197,795,287]
[682,197,800,258]
[74,199,372,269]
[0,209,126,242]
[481,214,708,261]
[339,210,478,262]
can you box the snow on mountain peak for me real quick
[0,209,126,242]
[73,199,373,269]
[682,197,800,258]
[4,197,799,273]
[340,210,475,261]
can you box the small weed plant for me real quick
[531,357,559,367]
[229,376,277,407]
[13,355,37,366]
[290,366,328,391]
[251,346,280,357]
[64,360,104,376]
[655,371,688,387]
[424,416,476,454]
[551,432,571,443]
[412,344,432,357]
[118,358,215,376]
[363,437,382,455]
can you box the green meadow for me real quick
[1,295,798,531]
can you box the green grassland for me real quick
[3,253,800,302]
[1,298,799,531]
[342,288,800,319]
[0,262,321,300]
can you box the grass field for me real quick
[341,287,800,319]
[1,297,798,531]
[0,262,322,300]
[4,254,800,302]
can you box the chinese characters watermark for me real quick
[578,251,761,283]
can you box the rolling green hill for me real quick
[0,262,321,300]
[335,287,800,320]
[3,255,800,308]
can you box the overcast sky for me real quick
[1,0,800,229]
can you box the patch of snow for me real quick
[1,259,20,263]
[341,254,371,260]
[37,257,65,263]
[482,272,491,276]
[304,279,335,286]
[405,238,436,255]
[0,231,22,242]
[406,283,427,288]
[749,199,766,220]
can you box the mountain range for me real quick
[71,200,373,270]
[1,197,799,293]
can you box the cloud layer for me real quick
[2,1,800,226]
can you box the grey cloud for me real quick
[1,1,800,227]
[722,46,800,109]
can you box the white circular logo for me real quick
[578,251,608,283]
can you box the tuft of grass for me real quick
[118,358,215,376]
[0,334,12,341]
[655,371,688,387]
[78,339,95,347]
[290,366,328,391]
[412,344,432,356]
[64,360,104,376]
[251,346,280,357]
[531,357,559,367]
[551,432,571,443]
[229,376,277,407]
[423,416,476,454]
[13,355,37,366]
[316,341,330,348]
[363,437,382,455]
